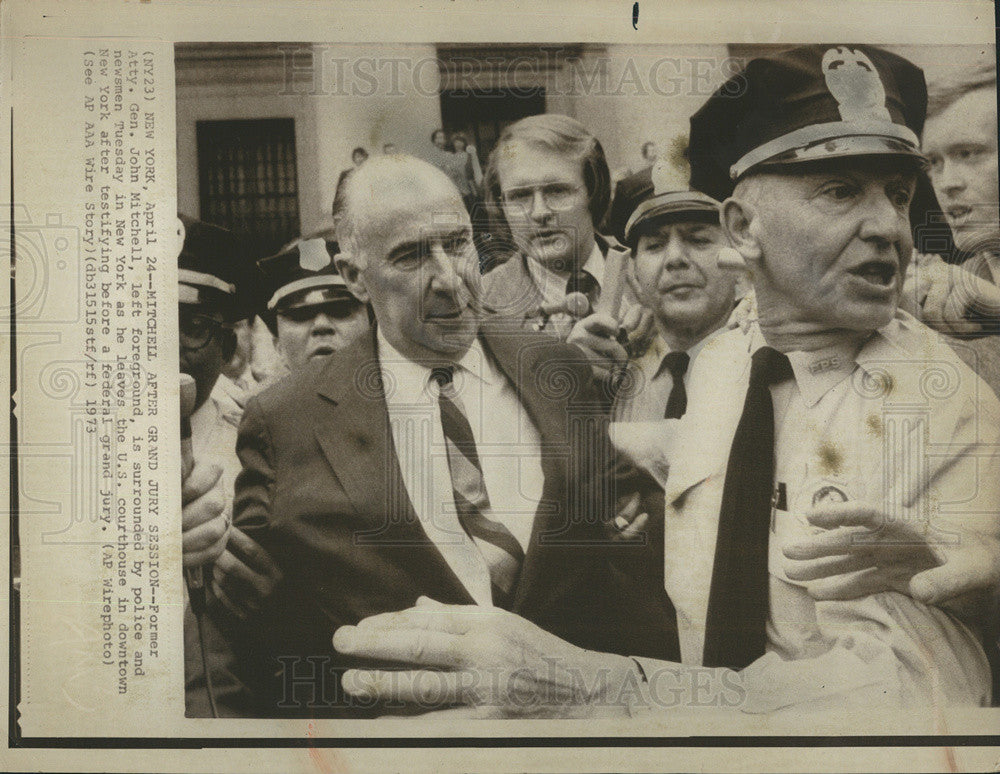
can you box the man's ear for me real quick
[334,252,370,304]
[721,196,763,267]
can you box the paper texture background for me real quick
[2,0,998,771]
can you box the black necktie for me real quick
[661,351,690,419]
[565,269,599,307]
[702,346,793,670]
[431,366,524,608]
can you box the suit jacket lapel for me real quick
[483,255,545,328]
[312,330,475,601]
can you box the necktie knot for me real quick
[661,350,690,381]
[750,347,793,387]
[661,350,690,419]
[430,365,455,389]
[565,269,598,300]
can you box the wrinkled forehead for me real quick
[355,181,469,251]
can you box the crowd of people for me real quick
[178,44,1000,719]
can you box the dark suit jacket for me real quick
[228,321,678,716]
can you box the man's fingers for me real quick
[922,271,952,324]
[211,578,249,620]
[620,303,643,333]
[571,332,628,365]
[783,524,936,560]
[615,491,642,520]
[182,463,223,506]
[576,313,621,337]
[353,605,480,636]
[226,526,283,580]
[781,527,876,559]
[334,625,463,668]
[618,512,649,541]
[183,528,229,568]
[783,552,876,582]
[803,567,888,601]
[214,549,273,604]
[342,669,467,707]
[910,545,1000,605]
[181,486,226,532]
[183,515,230,557]
[805,503,883,530]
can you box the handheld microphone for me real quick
[536,291,592,318]
[180,372,220,718]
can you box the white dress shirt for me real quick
[377,329,545,605]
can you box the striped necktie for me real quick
[431,366,524,608]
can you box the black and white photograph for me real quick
[4,1,1000,771]
[174,40,1000,719]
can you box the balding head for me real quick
[333,154,479,364]
[338,155,466,267]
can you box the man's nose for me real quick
[427,242,463,294]
[937,159,967,196]
[528,188,554,221]
[662,236,691,270]
[310,312,336,333]
[859,188,908,245]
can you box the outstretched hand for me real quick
[333,597,640,718]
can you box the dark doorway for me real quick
[439,88,546,167]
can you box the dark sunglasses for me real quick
[278,300,362,323]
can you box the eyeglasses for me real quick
[179,310,231,350]
[499,182,584,212]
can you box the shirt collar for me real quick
[643,324,728,380]
[524,238,605,301]
[745,322,867,408]
[376,327,496,398]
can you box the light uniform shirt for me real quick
[612,327,727,423]
[631,311,1000,712]
[190,376,243,519]
[378,329,545,606]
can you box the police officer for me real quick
[606,147,747,422]
[177,215,281,716]
[257,236,370,375]
[332,45,1000,716]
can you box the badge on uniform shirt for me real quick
[808,354,842,375]
[793,476,857,513]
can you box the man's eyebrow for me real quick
[386,239,423,259]
[441,226,471,240]
[385,227,470,259]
